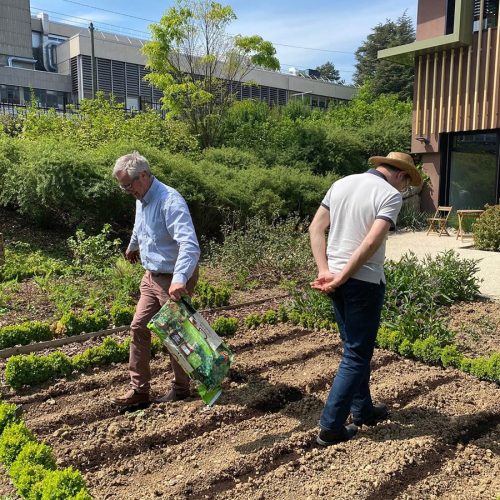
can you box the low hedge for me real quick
[0,401,91,499]
[192,280,232,309]
[52,310,109,337]
[376,327,500,383]
[0,321,53,350]
[211,317,239,337]
[4,336,162,390]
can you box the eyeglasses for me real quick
[118,176,139,192]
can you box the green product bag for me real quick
[148,297,233,405]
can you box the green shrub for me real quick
[192,280,231,308]
[5,354,53,390]
[262,310,278,325]
[468,357,489,379]
[32,466,91,500]
[208,214,315,283]
[412,336,442,364]
[486,352,500,381]
[0,321,53,350]
[67,224,121,267]
[10,441,56,471]
[244,313,262,329]
[45,352,72,378]
[473,205,500,251]
[110,302,135,326]
[0,421,36,466]
[0,402,19,435]
[211,317,239,337]
[398,338,413,357]
[397,204,428,231]
[53,310,109,336]
[10,463,49,498]
[441,344,463,368]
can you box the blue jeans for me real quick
[319,277,385,431]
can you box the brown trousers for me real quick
[129,269,198,394]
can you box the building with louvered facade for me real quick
[0,1,355,113]
[379,0,500,211]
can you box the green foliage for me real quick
[53,310,109,336]
[383,251,480,343]
[0,402,19,435]
[192,280,231,308]
[208,214,314,283]
[33,467,91,500]
[211,316,239,337]
[110,302,135,326]
[67,224,121,267]
[412,336,442,364]
[0,321,52,350]
[354,13,415,100]
[72,337,127,371]
[262,310,278,325]
[10,463,49,499]
[244,313,262,329]
[143,0,279,147]
[5,353,57,390]
[0,421,36,466]
[397,204,429,231]
[440,344,463,368]
[0,242,66,282]
[473,205,500,251]
[315,61,343,83]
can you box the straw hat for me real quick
[368,152,422,187]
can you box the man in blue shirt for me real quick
[111,151,200,407]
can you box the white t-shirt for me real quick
[321,170,402,284]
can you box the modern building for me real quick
[379,0,500,211]
[0,0,356,112]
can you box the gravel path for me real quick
[386,231,500,301]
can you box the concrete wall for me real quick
[416,0,447,40]
[0,0,33,59]
[0,66,71,92]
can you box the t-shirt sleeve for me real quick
[321,186,333,210]
[376,192,403,229]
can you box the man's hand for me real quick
[125,248,140,263]
[311,272,345,293]
[169,282,188,301]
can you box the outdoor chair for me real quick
[426,206,453,236]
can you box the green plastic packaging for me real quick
[147,297,233,405]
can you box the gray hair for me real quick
[113,151,150,179]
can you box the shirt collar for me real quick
[141,176,158,206]
[367,168,388,183]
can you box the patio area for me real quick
[386,230,500,301]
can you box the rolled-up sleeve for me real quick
[164,195,200,285]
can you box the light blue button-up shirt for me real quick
[127,177,200,285]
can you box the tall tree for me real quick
[143,0,280,147]
[315,61,344,84]
[354,12,415,101]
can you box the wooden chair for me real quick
[427,206,453,236]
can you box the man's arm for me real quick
[308,206,334,280]
[126,202,140,263]
[165,196,201,300]
[312,218,391,293]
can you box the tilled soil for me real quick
[1,322,499,500]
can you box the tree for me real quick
[315,61,344,84]
[143,0,280,147]
[354,12,415,101]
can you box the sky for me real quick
[29,0,418,84]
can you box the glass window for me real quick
[448,132,498,209]
[473,0,499,31]
[0,86,21,104]
[126,96,139,110]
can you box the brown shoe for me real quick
[154,388,190,403]
[111,389,150,407]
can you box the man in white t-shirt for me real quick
[308,152,421,446]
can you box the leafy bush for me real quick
[67,224,121,267]
[208,214,314,283]
[397,204,428,231]
[440,344,463,368]
[5,354,55,389]
[0,321,52,350]
[110,302,135,326]
[32,466,91,500]
[412,336,442,364]
[473,205,500,251]
[244,313,262,329]
[262,310,278,325]
[10,441,56,471]
[0,402,18,435]
[52,310,109,336]
[10,462,49,498]
[211,317,239,337]
[192,280,231,309]
[0,242,66,282]
[0,421,36,466]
